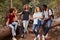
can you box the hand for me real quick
[6,22,9,26]
[43,18,48,21]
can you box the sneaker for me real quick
[37,34,40,40]
[12,37,17,40]
[13,32,16,36]
[21,34,24,38]
[42,35,45,40]
[35,29,37,32]
[45,33,48,38]
[34,37,37,40]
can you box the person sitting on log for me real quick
[6,8,18,40]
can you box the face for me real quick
[42,6,46,10]
[23,4,29,10]
[13,10,17,15]
[26,6,28,9]
[36,7,40,12]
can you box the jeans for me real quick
[42,19,52,36]
[32,20,42,37]
[23,20,29,32]
[8,22,18,37]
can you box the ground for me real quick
[2,25,60,40]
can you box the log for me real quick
[0,18,60,39]
[51,18,60,27]
[0,26,11,39]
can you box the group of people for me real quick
[6,4,54,40]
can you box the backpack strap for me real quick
[42,11,45,19]
[48,9,49,17]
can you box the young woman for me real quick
[32,7,43,40]
[22,4,30,34]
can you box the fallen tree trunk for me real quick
[0,27,11,40]
[51,18,60,27]
[0,18,60,39]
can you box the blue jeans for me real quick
[8,22,18,36]
[42,19,52,36]
[23,20,29,32]
[32,20,42,37]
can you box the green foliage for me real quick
[0,0,60,25]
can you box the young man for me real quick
[42,4,53,40]
[6,8,18,40]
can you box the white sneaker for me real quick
[45,33,48,38]
[34,37,37,40]
[37,35,40,40]
[42,35,45,40]
[12,37,17,40]
[35,29,37,32]
[13,32,16,36]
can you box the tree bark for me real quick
[0,26,11,39]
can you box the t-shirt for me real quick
[33,12,43,24]
[22,10,30,20]
[7,14,15,24]
[44,9,52,19]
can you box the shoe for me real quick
[45,33,50,40]
[42,35,45,40]
[13,32,16,36]
[37,34,40,40]
[21,34,24,38]
[12,37,17,40]
[45,33,48,38]
[35,29,37,32]
[34,37,37,40]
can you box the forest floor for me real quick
[1,18,60,40]
[2,25,60,40]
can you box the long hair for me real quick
[34,7,41,13]
[23,4,29,10]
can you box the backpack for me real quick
[48,9,54,19]
[42,9,54,21]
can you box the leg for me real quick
[25,21,29,32]
[32,24,37,37]
[42,21,47,35]
[12,22,18,30]
[44,20,52,36]
[32,24,40,40]
[8,24,16,37]
[23,20,27,33]
[32,24,37,40]
[42,21,47,40]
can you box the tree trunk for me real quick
[0,26,11,39]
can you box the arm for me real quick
[44,10,53,20]
[6,18,9,26]
[48,10,53,19]
[29,15,31,20]
[18,12,22,15]
[33,14,37,19]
